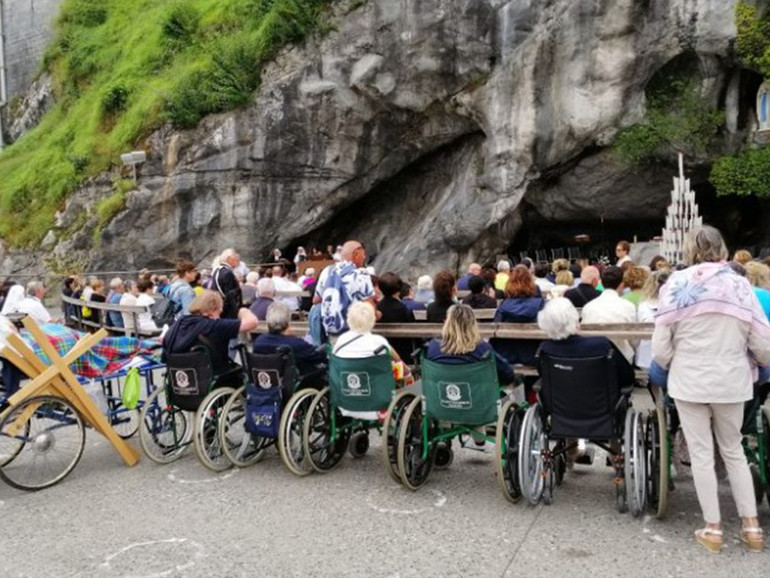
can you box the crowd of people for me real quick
[1,229,769,552]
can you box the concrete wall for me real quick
[2,0,63,100]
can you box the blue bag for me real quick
[245,384,283,438]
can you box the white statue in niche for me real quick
[757,82,770,132]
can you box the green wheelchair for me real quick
[387,354,525,502]
[302,348,397,473]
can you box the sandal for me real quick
[741,527,764,553]
[694,528,723,554]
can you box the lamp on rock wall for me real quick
[120,150,146,183]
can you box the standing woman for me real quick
[652,226,770,553]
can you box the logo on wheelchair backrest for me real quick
[257,371,272,388]
[341,372,370,396]
[438,381,472,409]
[445,384,462,401]
[171,368,198,395]
[554,364,574,371]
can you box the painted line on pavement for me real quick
[99,537,205,578]
[366,488,446,515]
[167,468,238,484]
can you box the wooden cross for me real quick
[0,318,140,466]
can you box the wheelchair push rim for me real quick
[193,387,236,472]
[396,396,436,491]
[495,398,523,504]
[0,395,86,491]
[645,404,669,519]
[139,386,192,464]
[220,386,269,468]
[381,389,418,485]
[278,388,318,476]
[518,404,547,506]
[302,387,350,474]
[624,410,647,517]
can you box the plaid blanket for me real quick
[21,323,163,378]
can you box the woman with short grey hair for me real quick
[653,225,770,553]
[265,300,291,334]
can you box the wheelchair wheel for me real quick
[110,405,140,440]
[518,404,547,505]
[348,430,370,459]
[0,395,86,491]
[139,386,191,464]
[495,399,522,503]
[302,387,350,473]
[381,390,417,484]
[397,397,436,490]
[645,406,669,519]
[220,386,268,468]
[434,441,454,470]
[624,410,647,517]
[193,387,236,472]
[278,388,317,476]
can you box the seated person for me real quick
[427,304,515,386]
[462,275,497,309]
[426,271,456,323]
[333,302,413,419]
[17,281,56,325]
[537,297,635,467]
[377,272,416,363]
[250,278,275,321]
[163,290,258,384]
[253,302,327,384]
[537,297,634,385]
[492,266,544,366]
[400,282,425,312]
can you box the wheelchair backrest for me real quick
[538,350,619,439]
[165,346,214,412]
[421,355,499,426]
[243,349,299,394]
[328,352,396,413]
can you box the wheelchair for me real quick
[518,349,649,515]
[387,353,524,500]
[302,348,397,474]
[139,345,243,471]
[218,347,324,476]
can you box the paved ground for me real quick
[1,391,768,578]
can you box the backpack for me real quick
[150,296,181,327]
[320,263,354,336]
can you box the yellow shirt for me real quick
[494,272,509,292]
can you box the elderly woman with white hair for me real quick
[537,297,634,383]
[253,302,327,382]
[652,225,770,553]
[414,275,434,305]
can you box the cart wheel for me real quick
[0,395,85,491]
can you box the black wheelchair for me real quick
[139,344,243,471]
[518,349,649,515]
[218,347,325,476]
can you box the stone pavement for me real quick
[0,391,767,577]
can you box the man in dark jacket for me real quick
[564,265,602,309]
[212,249,243,320]
[462,275,497,309]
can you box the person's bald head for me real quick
[341,240,366,267]
[581,266,600,287]
[469,263,481,275]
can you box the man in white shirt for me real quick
[18,281,55,325]
[580,266,637,363]
[271,265,301,312]
[615,240,632,267]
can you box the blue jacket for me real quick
[252,333,327,376]
[426,339,515,385]
[457,273,474,291]
[494,296,544,323]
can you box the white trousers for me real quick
[675,399,757,523]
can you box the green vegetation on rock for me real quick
[707,2,770,198]
[0,0,329,247]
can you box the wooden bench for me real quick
[60,295,161,338]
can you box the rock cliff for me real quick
[1,0,755,278]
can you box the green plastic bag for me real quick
[122,367,141,410]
